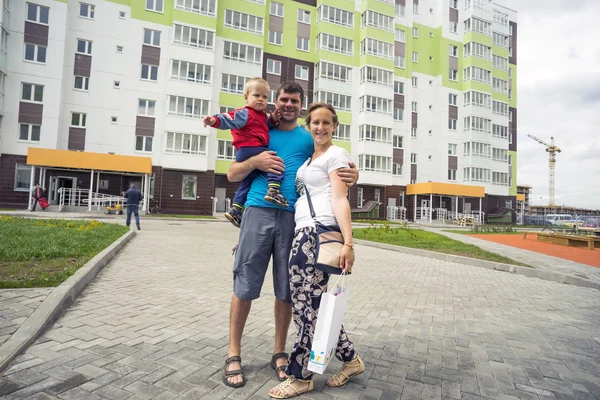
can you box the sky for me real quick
[498,0,600,209]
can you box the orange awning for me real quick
[27,148,152,174]
[406,182,485,198]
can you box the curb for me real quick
[355,239,600,291]
[0,229,137,373]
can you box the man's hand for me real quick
[203,116,216,127]
[337,161,359,187]
[271,109,281,123]
[252,151,285,175]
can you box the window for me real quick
[448,169,457,181]
[493,78,508,94]
[413,27,418,38]
[166,132,208,155]
[448,118,457,130]
[360,38,393,59]
[357,188,363,208]
[393,135,403,148]
[463,90,491,107]
[394,55,405,69]
[393,163,403,176]
[412,52,418,63]
[333,124,351,141]
[464,17,491,36]
[410,153,416,163]
[357,155,392,173]
[135,136,153,152]
[217,140,236,160]
[394,81,404,94]
[449,45,458,57]
[413,2,418,14]
[79,2,95,19]
[223,42,262,65]
[509,110,513,122]
[412,76,418,87]
[146,0,164,13]
[224,10,264,35]
[462,167,491,182]
[411,102,417,112]
[21,83,44,102]
[317,62,351,82]
[395,4,405,17]
[27,3,49,24]
[450,22,458,33]
[113,81,120,88]
[297,37,309,52]
[111,116,118,123]
[359,95,392,114]
[493,124,508,139]
[71,112,87,127]
[116,46,123,53]
[24,43,46,63]
[393,108,403,121]
[361,10,394,32]
[463,66,491,84]
[492,100,509,116]
[171,60,211,84]
[270,2,284,17]
[505,199,513,208]
[267,59,281,75]
[360,66,393,86]
[74,76,90,91]
[268,31,283,45]
[451,0,458,8]
[295,65,309,81]
[19,124,41,142]
[449,69,458,81]
[448,143,457,155]
[319,5,354,28]
[77,39,93,55]
[317,33,352,55]
[463,42,491,60]
[181,175,197,200]
[411,127,417,138]
[168,95,209,118]
[298,9,310,24]
[493,32,509,48]
[175,0,217,17]
[464,116,491,133]
[449,93,457,105]
[173,24,214,50]
[395,29,406,43]
[144,29,161,47]
[359,125,392,143]
[14,164,33,192]
[315,91,352,111]
[492,148,508,162]
[141,64,158,81]
[221,74,249,94]
[493,55,509,71]
[138,99,156,116]
[119,11,126,18]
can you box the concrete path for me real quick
[424,227,600,284]
[0,220,599,399]
[0,290,53,347]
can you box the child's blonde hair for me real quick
[244,77,269,94]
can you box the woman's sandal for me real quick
[269,377,314,399]
[222,355,246,388]
[326,354,365,387]
[270,352,289,381]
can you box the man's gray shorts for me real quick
[233,206,295,303]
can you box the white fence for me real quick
[58,188,126,212]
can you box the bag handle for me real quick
[303,157,321,227]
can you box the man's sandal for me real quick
[223,355,246,388]
[326,354,365,387]
[270,352,289,381]
[269,377,314,399]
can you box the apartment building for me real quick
[0,0,518,219]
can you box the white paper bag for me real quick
[308,279,349,374]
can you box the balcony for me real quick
[464,0,492,22]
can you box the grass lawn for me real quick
[443,230,525,235]
[0,208,17,211]
[146,214,217,219]
[0,216,129,288]
[353,226,528,266]
[353,219,407,225]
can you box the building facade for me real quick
[0,0,518,218]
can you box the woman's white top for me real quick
[294,145,351,229]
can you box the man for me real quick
[124,184,142,230]
[222,81,358,387]
[30,184,43,211]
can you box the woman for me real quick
[269,103,365,399]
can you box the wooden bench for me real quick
[532,232,600,250]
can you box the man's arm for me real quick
[337,161,359,187]
[227,151,285,182]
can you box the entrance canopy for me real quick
[26,148,152,174]
[406,182,485,198]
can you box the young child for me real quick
[203,77,287,228]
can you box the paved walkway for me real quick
[424,227,600,284]
[0,290,52,347]
[0,220,599,399]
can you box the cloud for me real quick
[500,0,600,209]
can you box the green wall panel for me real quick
[131,0,174,26]
[219,93,245,108]
[334,140,352,152]
[463,81,492,94]
[107,0,130,4]
[360,0,395,15]
[215,159,233,174]
[172,9,217,30]
[337,111,352,125]
[463,32,493,47]
[217,130,234,140]
[317,0,354,11]
[463,56,492,70]
[359,54,393,70]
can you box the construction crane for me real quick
[527,134,561,207]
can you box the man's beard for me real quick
[279,108,298,123]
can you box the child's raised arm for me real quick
[204,108,249,130]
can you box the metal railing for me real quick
[58,188,127,212]
[386,206,407,221]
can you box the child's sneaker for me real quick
[264,187,289,207]
[224,206,243,228]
